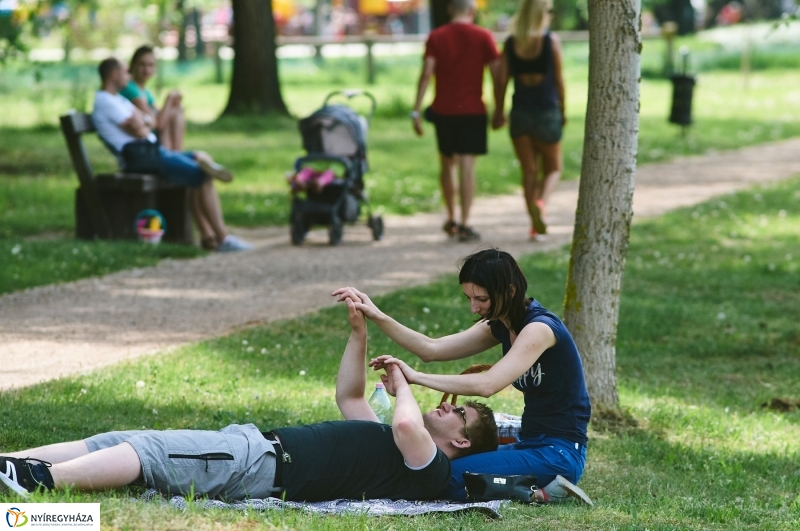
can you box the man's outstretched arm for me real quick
[385,364,437,468]
[335,298,380,422]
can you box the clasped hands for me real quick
[335,287,417,395]
[370,355,418,394]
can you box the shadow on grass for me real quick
[586,427,800,527]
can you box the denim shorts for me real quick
[158,147,207,188]
[85,423,278,501]
[509,107,563,144]
[444,434,587,501]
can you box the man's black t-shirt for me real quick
[273,420,450,502]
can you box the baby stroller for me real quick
[289,90,384,246]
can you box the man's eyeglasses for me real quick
[454,406,469,440]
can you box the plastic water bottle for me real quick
[368,383,393,424]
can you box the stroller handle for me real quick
[323,90,377,122]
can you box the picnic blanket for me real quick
[140,489,505,518]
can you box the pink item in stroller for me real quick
[291,168,337,192]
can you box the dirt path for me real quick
[3,138,800,392]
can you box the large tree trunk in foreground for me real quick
[563,0,641,410]
[223,0,288,116]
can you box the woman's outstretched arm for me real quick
[370,322,556,397]
[332,286,498,362]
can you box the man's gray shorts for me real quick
[85,423,278,501]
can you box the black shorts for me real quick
[433,114,488,156]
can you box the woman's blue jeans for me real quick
[445,434,587,500]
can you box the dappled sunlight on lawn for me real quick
[619,388,800,454]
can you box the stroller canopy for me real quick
[298,104,368,173]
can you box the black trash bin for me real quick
[669,74,696,126]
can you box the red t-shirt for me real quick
[425,22,499,116]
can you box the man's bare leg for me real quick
[50,443,142,491]
[457,154,477,228]
[5,441,89,464]
[439,153,457,234]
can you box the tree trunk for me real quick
[192,8,205,58]
[562,0,641,411]
[176,0,188,62]
[222,0,288,116]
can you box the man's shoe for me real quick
[458,225,481,242]
[0,457,54,497]
[217,235,254,252]
[442,220,458,237]
[197,158,234,183]
[541,475,593,506]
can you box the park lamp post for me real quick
[661,20,678,77]
[669,46,695,136]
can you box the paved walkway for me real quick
[2,138,799,391]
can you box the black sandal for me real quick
[442,220,458,236]
[201,236,218,251]
[458,225,481,242]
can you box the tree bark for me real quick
[222,0,288,116]
[176,0,188,62]
[562,0,641,410]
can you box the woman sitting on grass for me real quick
[121,45,186,151]
[333,249,591,502]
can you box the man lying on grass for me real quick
[0,298,498,502]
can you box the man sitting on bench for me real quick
[0,297,499,502]
[92,57,251,253]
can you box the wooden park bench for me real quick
[60,110,193,244]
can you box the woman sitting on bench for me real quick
[121,45,186,152]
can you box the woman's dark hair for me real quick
[129,45,155,72]
[458,249,530,333]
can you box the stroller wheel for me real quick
[329,214,343,246]
[291,209,309,246]
[368,215,384,241]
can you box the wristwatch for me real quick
[410,110,420,119]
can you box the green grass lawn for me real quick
[1,37,800,296]
[1,176,798,530]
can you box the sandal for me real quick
[529,228,547,242]
[201,236,218,251]
[458,225,481,242]
[530,201,547,235]
[442,220,458,237]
